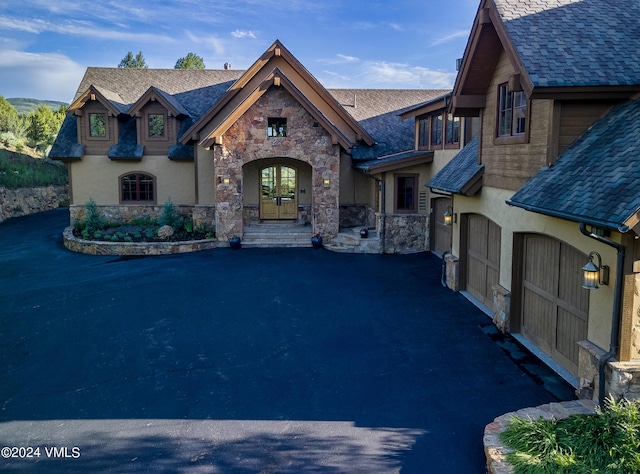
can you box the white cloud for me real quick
[317,54,359,66]
[231,30,257,39]
[365,61,456,89]
[0,15,174,44]
[0,49,85,101]
[431,30,469,46]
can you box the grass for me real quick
[501,397,640,473]
[0,147,68,189]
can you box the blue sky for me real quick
[0,0,479,102]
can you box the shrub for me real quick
[158,198,181,228]
[183,217,193,233]
[84,198,104,234]
[501,397,640,473]
[145,230,155,240]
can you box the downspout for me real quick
[579,222,625,408]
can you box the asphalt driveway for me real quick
[0,210,572,473]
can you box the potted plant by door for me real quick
[311,233,323,249]
[229,235,241,249]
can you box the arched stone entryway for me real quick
[211,86,341,243]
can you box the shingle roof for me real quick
[353,150,434,173]
[494,0,640,87]
[508,99,640,230]
[427,136,484,195]
[328,89,450,159]
[52,69,446,160]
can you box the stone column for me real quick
[214,148,244,243]
[312,165,339,241]
[492,285,511,333]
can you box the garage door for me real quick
[431,197,451,257]
[465,214,501,308]
[520,234,589,376]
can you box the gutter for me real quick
[579,222,626,408]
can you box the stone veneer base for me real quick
[63,227,220,256]
[484,399,596,474]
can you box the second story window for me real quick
[430,114,443,147]
[418,117,429,149]
[498,83,526,137]
[445,114,460,146]
[268,117,287,137]
[148,114,165,138]
[89,113,106,137]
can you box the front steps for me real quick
[242,222,313,248]
[323,227,381,254]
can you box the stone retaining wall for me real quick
[377,213,428,254]
[63,227,219,256]
[0,185,68,223]
[484,400,596,474]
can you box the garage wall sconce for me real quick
[323,178,331,187]
[582,251,609,290]
[444,206,456,226]
[218,176,231,185]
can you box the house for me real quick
[428,0,640,402]
[50,40,449,254]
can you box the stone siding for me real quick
[69,204,196,227]
[339,204,375,228]
[378,213,428,254]
[213,86,340,242]
[578,340,640,402]
[0,185,68,223]
[492,285,511,333]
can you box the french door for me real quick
[260,165,297,220]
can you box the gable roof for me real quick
[427,136,484,196]
[67,84,128,117]
[182,40,375,149]
[507,98,640,232]
[453,0,640,114]
[128,86,190,118]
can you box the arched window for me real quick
[120,173,155,203]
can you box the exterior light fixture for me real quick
[582,251,609,290]
[323,178,331,187]
[218,176,231,185]
[444,206,455,226]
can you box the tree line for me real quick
[119,51,206,70]
[0,96,66,156]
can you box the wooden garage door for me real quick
[431,197,451,257]
[466,215,501,308]
[520,234,589,376]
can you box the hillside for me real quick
[7,98,68,115]
[0,145,68,188]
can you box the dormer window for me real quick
[148,113,166,138]
[268,117,287,137]
[89,113,106,137]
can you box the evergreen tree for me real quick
[174,52,205,70]
[118,51,148,69]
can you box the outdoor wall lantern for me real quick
[218,176,231,185]
[582,251,609,290]
[323,178,331,187]
[444,206,456,226]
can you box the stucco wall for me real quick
[70,154,196,206]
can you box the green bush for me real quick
[84,198,104,234]
[501,397,640,473]
[158,198,181,228]
[183,217,193,233]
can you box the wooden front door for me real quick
[465,214,501,308]
[520,234,589,376]
[431,197,451,257]
[260,165,297,220]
